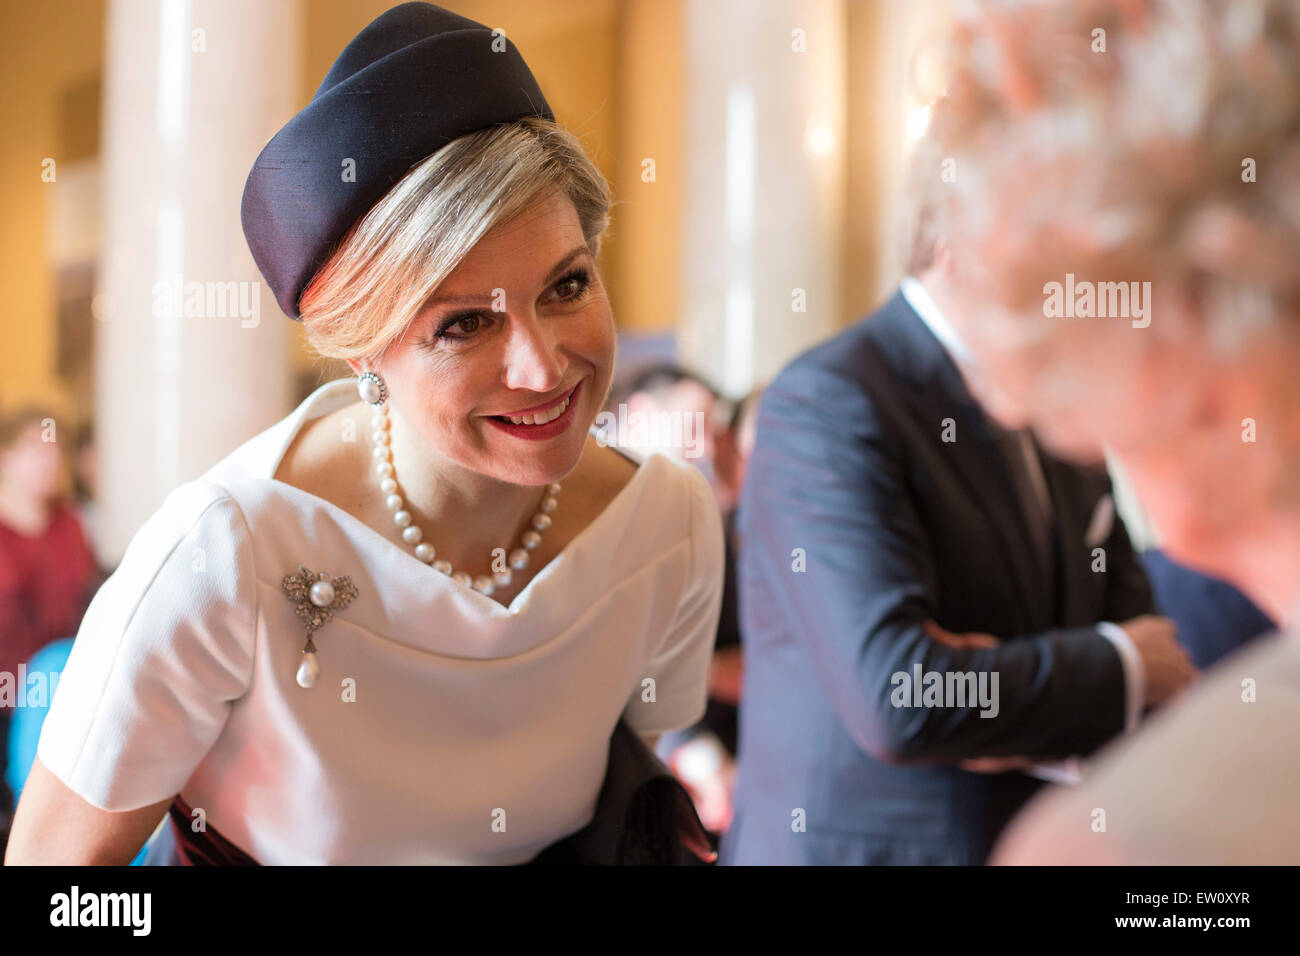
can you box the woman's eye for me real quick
[419,312,488,352]
[422,270,589,352]
[437,313,484,338]
[554,269,591,302]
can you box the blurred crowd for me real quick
[0,409,105,843]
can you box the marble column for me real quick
[95,0,299,562]
[678,0,847,397]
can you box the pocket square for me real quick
[1084,493,1115,548]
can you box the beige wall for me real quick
[844,0,951,322]
[610,0,684,335]
[0,0,105,422]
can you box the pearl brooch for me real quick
[368,396,560,597]
[281,566,359,689]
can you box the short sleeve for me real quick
[622,463,726,735]
[36,479,258,812]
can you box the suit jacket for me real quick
[721,290,1154,865]
[1139,549,1274,669]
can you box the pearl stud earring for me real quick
[358,370,388,406]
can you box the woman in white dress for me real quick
[6,3,724,865]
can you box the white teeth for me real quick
[506,395,569,426]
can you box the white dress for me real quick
[37,378,725,864]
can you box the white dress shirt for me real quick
[900,277,1144,782]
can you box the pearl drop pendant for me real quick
[281,567,358,692]
[296,650,320,689]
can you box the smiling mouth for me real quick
[488,384,578,426]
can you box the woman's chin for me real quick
[479,429,590,487]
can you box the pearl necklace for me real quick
[370,399,560,597]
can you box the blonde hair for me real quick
[298,117,613,361]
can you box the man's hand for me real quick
[707,646,743,705]
[923,620,1000,649]
[1117,614,1198,707]
[668,735,735,834]
[960,755,1034,774]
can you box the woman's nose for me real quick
[502,313,566,393]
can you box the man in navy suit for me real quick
[720,230,1197,864]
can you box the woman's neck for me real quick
[380,404,548,571]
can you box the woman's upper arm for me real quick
[5,757,172,865]
[26,480,257,837]
[621,465,726,737]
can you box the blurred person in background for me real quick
[1107,406,1276,667]
[1139,549,1276,670]
[603,364,760,837]
[927,0,1300,863]
[704,386,763,727]
[69,422,103,561]
[0,407,99,838]
[720,116,1193,865]
[661,387,763,837]
[605,363,723,473]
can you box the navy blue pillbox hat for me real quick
[240,2,555,320]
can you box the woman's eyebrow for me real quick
[541,245,591,283]
[425,245,591,307]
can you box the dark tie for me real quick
[988,424,1055,572]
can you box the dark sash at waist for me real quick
[147,718,711,865]
[166,796,260,865]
